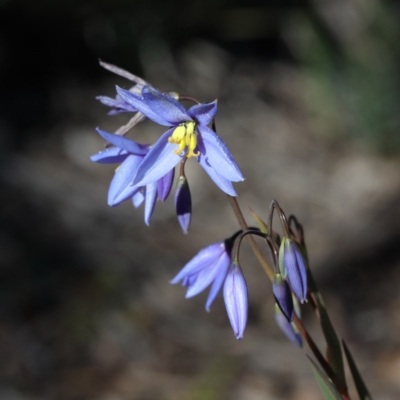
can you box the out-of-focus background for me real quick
[1,0,400,399]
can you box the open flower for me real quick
[91,129,174,225]
[171,240,233,311]
[115,85,244,196]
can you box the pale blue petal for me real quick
[188,100,217,126]
[142,86,191,125]
[205,251,230,311]
[108,155,142,206]
[157,168,175,202]
[116,86,171,126]
[90,147,129,164]
[132,191,145,208]
[197,125,244,182]
[132,129,183,188]
[96,128,150,155]
[223,263,248,339]
[197,151,238,196]
[144,182,158,225]
[170,243,224,284]
[185,256,223,298]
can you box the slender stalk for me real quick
[227,195,274,280]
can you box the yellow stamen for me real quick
[168,121,199,158]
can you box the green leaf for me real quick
[308,356,343,400]
[342,340,373,400]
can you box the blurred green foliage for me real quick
[294,3,400,154]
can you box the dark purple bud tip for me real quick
[281,238,308,303]
[174,175,192,234]
[273,274,294,322]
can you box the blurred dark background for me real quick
[1,0,400,399]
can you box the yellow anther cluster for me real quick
[168,121,200,158]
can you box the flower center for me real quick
[168,121,200,158]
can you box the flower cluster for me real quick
[93,64,307,342]
[92,68,244,230]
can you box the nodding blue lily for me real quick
[91,129,174,225]
[171,240,248,339]
[114,85,244,196]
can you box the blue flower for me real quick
[171,240,249,339]
[91,129,174,225]
[115,85,244,196]
[223,262,248,339]
[171,240,233,312]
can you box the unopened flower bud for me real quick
[279,237,307,303]
[174,176,192,234]
[223,262,248,340]
[273,273,294,322]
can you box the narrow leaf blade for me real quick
[342,340,373,400]
[308,268,347,393]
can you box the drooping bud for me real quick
[279,237,307,303]
[223,262,248,340]
[273,273,294,322]
[174,175,192,234]
[274,304,302,347]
